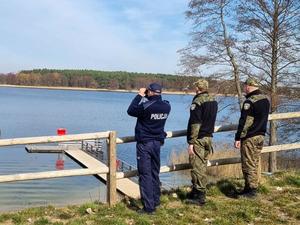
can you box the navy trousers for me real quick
[136,140,161,212]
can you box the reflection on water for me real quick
[0,147,106,211]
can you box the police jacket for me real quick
[187,92,218,144]
[127,94,171,143]
[235,89,270,141]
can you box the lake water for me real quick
[0,86,298,211]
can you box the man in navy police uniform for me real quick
[127,83,171,214]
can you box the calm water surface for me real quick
[0,87,243,211]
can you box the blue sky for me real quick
[0,0,190,74]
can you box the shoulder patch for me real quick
[190,104,196,110]
[243,103,251,110]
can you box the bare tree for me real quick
[237,0,300,171]
[179,0,243,105]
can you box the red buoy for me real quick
[116,159,121,170]
[57,128,67,136]
[56,128,66,170]
[56,153,65,170]
[56,159,64,170]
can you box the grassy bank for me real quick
[0,170,299,225]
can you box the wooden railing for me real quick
[116,112,300,179]
[0,112,299,207]
[0,131,116,205]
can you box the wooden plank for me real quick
[115,178,140,199]
[268,112,300,121]
[116,112,300,144]
[65,149,107,170]
[0,168,108,183]
[117,159,240,179]
[25,142,82,153]
[262,142,300,153]
[25,145,65,153]
[117,142,300,178]
[107,131,117,206]
[65,149,140,199]
[0,132,110,147]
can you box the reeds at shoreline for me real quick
[169,147,300,180]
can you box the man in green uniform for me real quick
[235,78,270,198]
[186,79,218,205]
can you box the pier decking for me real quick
[26,144,140,199]
[66,149,140,198]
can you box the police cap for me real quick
[147,83,162,94]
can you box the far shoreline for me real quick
[0,84,235,97]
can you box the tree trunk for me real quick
[268,84,278,172]
[268,2,279,172]
[220,0,243,107]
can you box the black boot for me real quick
[238,186,251,195]
[186,190,206,206]
[186,188,198,200]
[239,188,257,198]
[198,191,206,205]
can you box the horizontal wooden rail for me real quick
[116,112,300,144]
[261,142,300,153]
[7,140,296,182]
[0,132,110,147]
[0,168,109,183]
[116,141,300,179]
[268,112,300,121]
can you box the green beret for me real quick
[244,77,260,87]
[193,79,208,90]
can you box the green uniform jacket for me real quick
[187,92,218,144]
[235,90,270,141]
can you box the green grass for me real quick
[0,170,299,225]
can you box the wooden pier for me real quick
[26,142,140,199]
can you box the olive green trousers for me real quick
[241,135,264,189]
[189,137,213,192]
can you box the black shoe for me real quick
[239,188,257,198]
[185,191,206,206]
[185,198,206,206]
[137,208,154,215]
[186,188,196,199]
[237,187,251,195]
[198,193,206,205]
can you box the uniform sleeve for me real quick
[235,100,252,140]
[127,95,144,117]
[187,103,202,144]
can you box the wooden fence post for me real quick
[268,120,277,172]
[107,131,117,206]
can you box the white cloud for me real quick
[0,0,189,74]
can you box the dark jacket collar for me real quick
[194,91,208,99]
[246,89,262,98]
[147,95,162,101]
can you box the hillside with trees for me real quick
[0,69,239,95]
[0,69,299,97]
